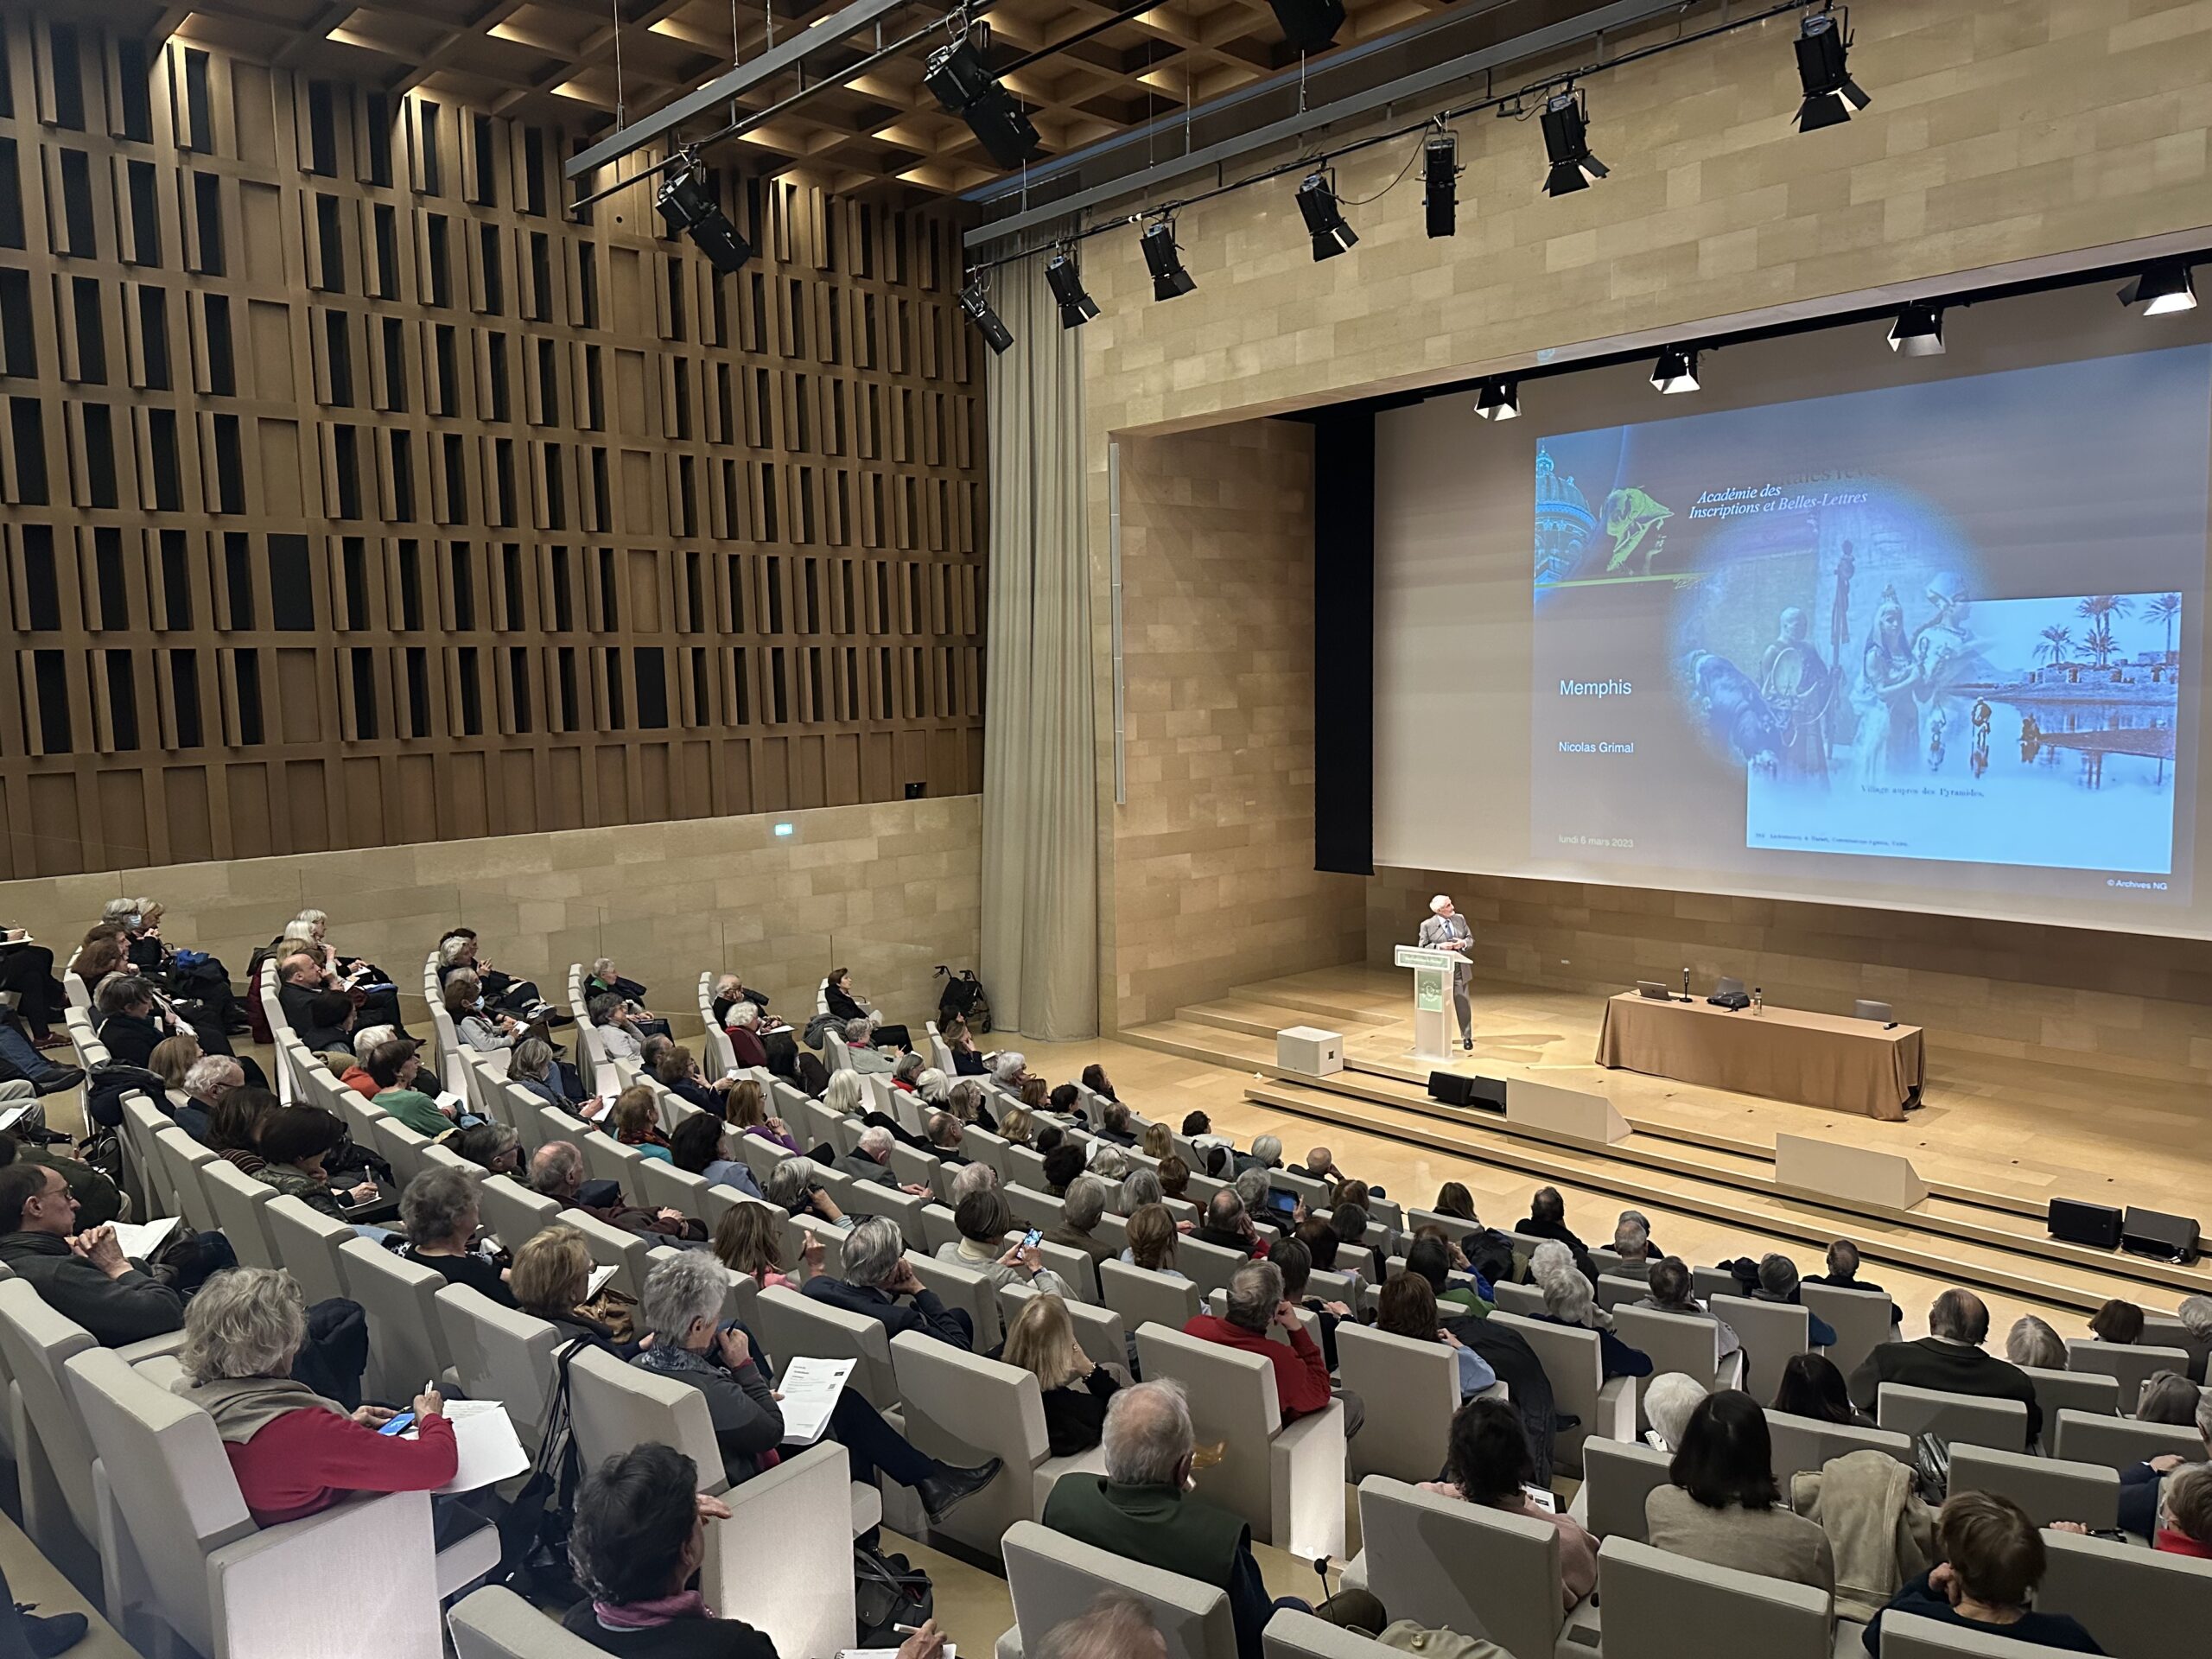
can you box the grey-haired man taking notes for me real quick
[1418,894,1475,1052]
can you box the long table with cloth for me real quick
[1592,990,1923,1121]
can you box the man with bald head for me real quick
[1847,1288,2042,1446]
[1033,1592,1166,1659]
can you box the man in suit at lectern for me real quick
[1418,894,1476,1052]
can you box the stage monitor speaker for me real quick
[2120,1205,2199,1263]
[2047,1198,2122,1249]
[1429,1071,1504,1114]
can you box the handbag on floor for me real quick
[853,1541,933,1647]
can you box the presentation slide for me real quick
[1531,351,2204,901]
[1372,296,2212,939]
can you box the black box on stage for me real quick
[2120,1205,2199,1263]
[2047,1198,2122,1249]
[1429,1071,1506,1114]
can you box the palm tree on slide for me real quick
[2035,624,2073,671]
[2075,596,2128,668]
[2147,592,2182,658]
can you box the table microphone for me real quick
[1681,968,1691,1002]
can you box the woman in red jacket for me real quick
[173,1265,454,1526]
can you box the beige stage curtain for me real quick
[979,264,1098,1039]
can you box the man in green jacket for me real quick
[363,1039,462,1136]
[1040,1380,1300,1659]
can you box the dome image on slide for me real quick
[1533,446,1596,588]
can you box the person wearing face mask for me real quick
[1043,1380,1306,1659]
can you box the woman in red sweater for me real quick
[174,1265,454,1526]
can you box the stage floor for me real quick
[1130,961,2212,1224]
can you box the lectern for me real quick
[1394,944,1459,1062]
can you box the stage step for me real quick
[1177,995,1395,1041]
[1120,1017,1278,1070]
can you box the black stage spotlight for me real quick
[2120,261,2198,315]
[1422,132,1461,238]
[1793,9,1869,131]
[1650,347,1701,394]
[654,155,752,274]
[1540,88,1607,196]
[924,37,1042,169]
[1044,251,1098,329]
[1296,172,1357,260]
[1141,219,1195,301]
[1474,378,1519,421]
[1887,302,1944,356]
[959,276,1013,354]
[1267,0,1345,52]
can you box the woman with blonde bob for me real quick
[175,1267,454,1527]
[510,1224,629,1344]
[997,1105,1034,1147]
[1002,1293,1121,1456]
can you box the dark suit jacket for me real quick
[800,1274,970,1349]
[96,1010,165,1069]
[1847,1337,2043,1445]
[833,1151,899,1187]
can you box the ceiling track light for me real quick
[1794,7,1870,131]
[1296,171,1357,260]
[1651,347,1701,394]
[653,152,752,274]
[1422,131,1461,238]
[1141,218,1196,301]
[959,276,1013,354]
[1044,250,1099,329]
[1474,378,1519,421]
[923,35,1042,169]
[1266,0,1344,52]
[1887,302,1945,356]
[1539,87,1607,196]
[2119,261,2198,315]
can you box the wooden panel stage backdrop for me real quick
[0,14,985,880]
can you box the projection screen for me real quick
[1373,285,2212,938]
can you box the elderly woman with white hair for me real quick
[989,1050,1031,1093]
[1531,1240,1653,1381]
[1046,1174,1121,1267]
[799,1215,975,1349]
[763,1155,845,1225]
[1415,892,1476,1051]
[636,1253,1001,1518]
[582,956,668,1038]
[399,1166,515,1307]
[1642,1371,1709,1453]
[721,997,771,1067]
[174,1267,454,1528]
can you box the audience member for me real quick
[1179,1110,1230,1154]
[1194,1188,1263,1259]
[1636,1256,1741,1357]
[1530,1241,1652,1381]
[802,1217,972,1347]
[1612,1212,1657,1264]
[2134,1370,2199,1426]
[2174,1294,2212,1382]
[92,973,167,1068]
[1804,1238,1895,1305]
[1522,1185,1587,1253]
[835,1124,931,1195]
[175,1268,455,1529]
[1772,1352,1863,1425]
[1155,1154,1191,1203]
[296,990,358,1057]
[1751,1254,1839,1348]
[1183,1260,1360,1436]
[711,1200,824,1292]
[1039,1141,1086,1198]
[1140,1122,1174,1160]
[1116,1166,1166,1217]
[610,1086,672,1160]
[1860,1491,2101,1654]
[365,1040,461,1135]
[709,973,773,1028]
[1235,1134,1283,1177]
[1046,1175,1120,1267]
[1647,1390,1835,1600]
[1421,1396,1596,1608]
[444,969,524,1052]
[1848,1289,2041,1446]
[668,1112,762,1197]
[1122,1203,1186,1280]
[337,1030,391,1096]
[1270,1238,1351,1370]
[1406,1232,1487,1315]
[0,1162,185,1345]
[924,1110,968,1163]
[945,1077,996,1131]
[721,1000,770,1069]
[2088,1299,2144,1345]
[1432,1181,1477,1221]
[1643,1372,1709,1453]
[940,1189,1072,1297]
[2005,1315,2068,1370]
[1377,1271,1497,1399]
[1042,1380,1302,1659]
[630,1254,785,1484]
[254,1105,378,1218]
[450,1121,523,1179]
[1289,1145,1345,1194]
[655,1045,733,1112]
[399,1167,514,1306]
[725,1079,798,1152]
[2117,1384,2210,1537]
[528,1140,702,1242]
[0,1124,123,1230]
[172,1053,243,1144]
[1006,1293,1122,1456]
[762,1156,845,1227]
[149,1032,201,1095]
[945,1160,998,1206]
[2152,1461,2212,1560]
[562,1443,760,1658]
[506,1037,567,1109]
[1033,1592,1164,1659]
[587,992,644,1063]
[207,1085,275,1175]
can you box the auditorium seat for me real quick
[1598,1273,1656,1311]
[562,1205,658,1298]
[1262,1609,1401,1659]
[199,1154,284,1271]
[340,1236,459,1399]
[1711,1293,1811,1399]
[753,1283,901,1411]
[1947,1443,2117,1531]
[632,1154,713,1219]
[1766,1409,1911,1484]
[450,1584,604,1659]
[1490,1281,1546,1317]
[904,1247,1001,1349]
[889,1330,1103,1554]
[435,1284,562,1453]
[839,1177,931,1242]
[1336,1321,1464,1484]
[2063,1338,2195,1407]
[915,1200,963,1256]
[1595,1535,1833,1659]
[1175,1233,1255,1300]
[2016,1363,2120,1429]
[1491,1310,1636,1472]
[1875,1382,2027,1453]
[1800,1284,1895,1381]
[2037,1524,2212,1659]
[2050,1408,2209,1472]
[0,1280,125,1580]
[1134,1320,1346,1560]
[1577,1435,1674,1543]
[1612,1303,1745,1397]
[67,1345,450,1659]
[1003,1183,1062,1233]
[1876,1609,2056,1657]
[149,1125,222,1238]
[476,1173,563,1253]
[372,1113,438,1187]
[996,1518,1236,1659]
[263,1192,357,1309]
[1343,1474,1600,1658]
